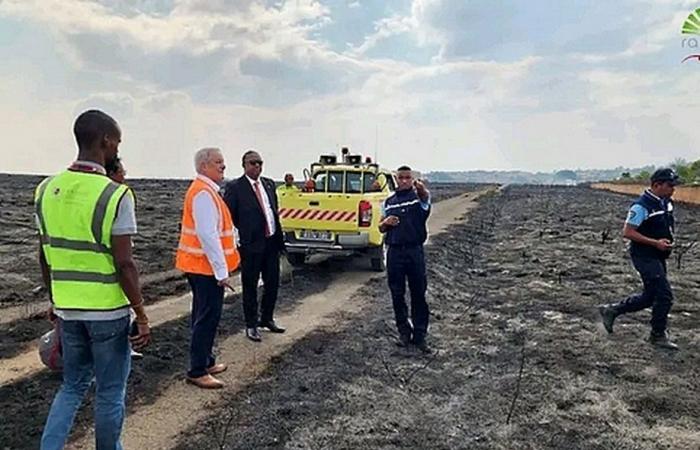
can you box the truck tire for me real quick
[286,253,306,267]
[370,247,386,272]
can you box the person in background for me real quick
[106,157,143,360]
[105,156,126,184]
[38,110,150,450]
[379,166,432,353]
[175,147,240,389]
[276,173,300,195]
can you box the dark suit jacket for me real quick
[223,175,284,253]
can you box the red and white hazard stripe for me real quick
[279,208,356,222]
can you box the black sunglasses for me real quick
[246,159,263,166]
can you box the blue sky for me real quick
[0,0,698,178]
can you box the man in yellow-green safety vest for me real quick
[276,172,300,195]
[37,110,151,450]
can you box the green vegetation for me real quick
[617,159,700,185]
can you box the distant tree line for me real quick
[617,159,700,185]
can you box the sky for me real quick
[0,0,699,179]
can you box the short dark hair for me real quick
[73,110,119,150]
[105,156,122,177]
[397,165,412,172]
[241,149,259,165]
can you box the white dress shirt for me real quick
[193,174,229,281]
[246,175,276,236]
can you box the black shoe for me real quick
[245,327,262,342]
[649,331,679,351]
[259,320,286,333]
[598,304,619,334]
[396,333,411,348]
[413,338,432,354]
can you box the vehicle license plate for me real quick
[300,230,332,241]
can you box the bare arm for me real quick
[622,223,672,251]
[112,236,142,307]
[38,244,51,297]
[38,244,56,321]
[112,234,150,348]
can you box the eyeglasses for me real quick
[246,160,263,166]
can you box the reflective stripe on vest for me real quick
[175,178,240,275]
[35,171,130,311]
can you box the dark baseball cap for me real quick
[650,168,681,185]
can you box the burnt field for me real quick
[1,180,698,449]
[175,185,700,450]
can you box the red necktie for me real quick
[254,181,271,237]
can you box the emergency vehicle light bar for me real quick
[319,155,337,164]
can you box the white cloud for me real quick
[0,0,337,96]
[1,0,699,179]
[349,15,416,55]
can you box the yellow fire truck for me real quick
[278,148,396,271]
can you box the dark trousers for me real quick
[387,245,430,341]
[616,255,673,335]
[240,238,280,328]
[186,274,223,378]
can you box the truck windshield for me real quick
[346,172,362,193]
[327,171,344,193]
[363,172,377,192]
[314,172,328,192]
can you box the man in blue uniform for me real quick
[379,166,431,353]
[598,168,681,350]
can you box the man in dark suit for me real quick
[223,150,286,342]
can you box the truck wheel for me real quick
[370,247,386,272]
[286,253,306,267]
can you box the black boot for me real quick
[396,332,411,348]
[412,334,432,354]
[649,331,679,350]
[598,303,620,334]
[396,323,413,348]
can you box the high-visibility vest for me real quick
[35,170,132,311]
[276,184,299,195]
[175,178,240,275]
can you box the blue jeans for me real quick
[41,316,131,450]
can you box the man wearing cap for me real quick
[598,168,681,350]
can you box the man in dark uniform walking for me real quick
[379,166,432,353]
[598,168,681,350]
